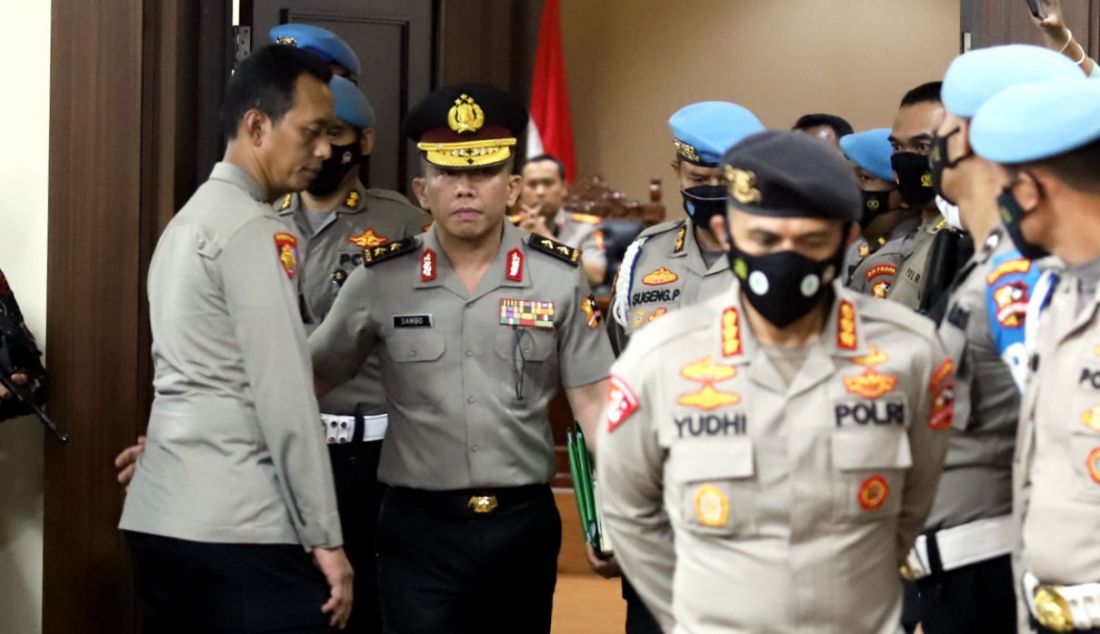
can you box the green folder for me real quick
[567,423,612,555]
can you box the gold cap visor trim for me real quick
[417,138,517,168]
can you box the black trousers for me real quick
[125,531,331,634]
[622,577,663,634]
[329,440,386,634]
[376,485,561,634]
[914,554,1016,634]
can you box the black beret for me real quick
[720,130,861,222]
[405,83,528,169]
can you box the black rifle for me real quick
[0,270,69,442]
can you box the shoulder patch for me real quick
[570,212,601,224]
[362,237,420,267]
[866,263,897,281]
[528,234,581,266]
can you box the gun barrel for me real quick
[0,373,69,443]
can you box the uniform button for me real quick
[465,350,474,357]
[409,348,418,357]
[466,396,476,404]
[471,443,479,452]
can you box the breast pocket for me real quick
[668,438,756,537]
[831,428,912,522]
[494,326,556,399]
[386,331,447,406]
[1071,431,1100,503]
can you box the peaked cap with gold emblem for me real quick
[405,83,528,169]
[720,130,861,222]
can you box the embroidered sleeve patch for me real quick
[607,375,640,432]
[928,358,956,430]
[865,264,897,281]
[581,294,602,329]
[527,234,581,266]
[273,232,300,279]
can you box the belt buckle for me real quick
[1034,585,1074,632]
[468,495,498,514]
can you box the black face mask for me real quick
[729,237,844,328]
[997,186,1048,260]
[681,185,727,230]
[891,152,935,207]
[859,190,893,230]
[307,141,363,196]
[929,128,973,206]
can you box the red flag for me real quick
[527,0,576,182]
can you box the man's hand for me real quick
[517,202,554,238]
[114,436,146,486]
[586,543,622,579]
[313,547,354,629]
[1033,0,1066,32]
[0,373,28,400]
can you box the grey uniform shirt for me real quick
[929,227,1032,530]
[608,219,732,354]
[276,182,430,416]
[310,221,614,490]
[553,208,607,271]
[597,282,952,633]
[846,215,921,299]
[119,162,341,549]
[888,216,947,309]
[1016,254,1100,586]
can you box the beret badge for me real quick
[725,166,763,205]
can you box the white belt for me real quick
[1023,571,1100,632]
[321,413,388,444]
[902,515,1014,581]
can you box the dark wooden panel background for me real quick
[962,0,1099,56]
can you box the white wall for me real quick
[0,1,50,632]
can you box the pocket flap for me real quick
[669,438,754,483]
[390,331,446,362]
[832,429,912,470]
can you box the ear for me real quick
[359,128,376,156]
[242,109,269,147]
[410,177,430,210]
[669,159,681,176]
[506,173,523,208]
[709,214,731,252]
[1012,171,1042,213]
[845,222,861,246]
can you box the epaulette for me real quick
[636,219,685,241]
[363,237,420,267]
[849,290,939,343]
[528,234,581,266]
[570,212,601,225]
[364,187,419,207]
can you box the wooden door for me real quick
[245,0,435,194]
[962,0,1098,55]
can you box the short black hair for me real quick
[523,154,568,181]
[220,44,334,139]
[900,81,943,107]
[792,113,854,139]
[1011,137,1100,194]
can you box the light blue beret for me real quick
[669,101,765,166]
[943,44,1083,118]
[971,77,1100,163]
[330,76,375,129]
[269,24,361,79]
[839,128,894,182]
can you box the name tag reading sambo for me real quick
[393,314,433,328]
[499,298,555,329]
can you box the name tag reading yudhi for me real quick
[499,298,555,329]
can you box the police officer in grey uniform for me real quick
[970,78,1100,633]
[608,101,765,354]
[902,45,1080,634]
[309,83,614,634]
[597,131,953,634]
[118,46,352,632]
[840,127,921,298]
[276,73,430,634]
[887,81,951,310]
